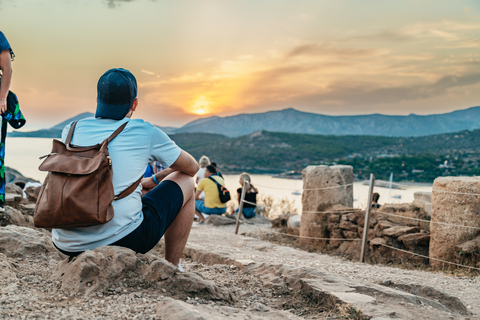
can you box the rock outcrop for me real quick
[55,246,232,302]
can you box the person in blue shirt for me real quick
[52,68,199,270]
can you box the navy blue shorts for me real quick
[56,180,184,256]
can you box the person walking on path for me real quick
[194,164,226,223]
[52,68,198,269]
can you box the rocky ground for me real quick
[1,219,479,319]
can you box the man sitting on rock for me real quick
[52,68,199,270]
[194,165,227,223]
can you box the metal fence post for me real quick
[235,180,248,235]
[360,174,375,262]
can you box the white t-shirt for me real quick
[52,117,181,252]
[196,167,206,185]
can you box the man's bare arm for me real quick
[141,150,199,194]
[169,150,199,177]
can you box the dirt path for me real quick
[183,222,480,319]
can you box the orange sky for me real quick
[1,0,479,130]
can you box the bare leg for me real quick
[195,209,205,223]
[163,172,195,266]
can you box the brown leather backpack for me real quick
[34,121,142,229]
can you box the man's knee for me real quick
[164,171,195,200]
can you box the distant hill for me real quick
[9,112,175,138]
[9,112,95,138]
[175,107,480,137]
[11,106,480,139]
[169,129,480,181]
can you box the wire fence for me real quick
[235,174,480,271]
[253,182,354,191]
[377,243,480,272]
[375,210,480,231]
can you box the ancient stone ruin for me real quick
[299,165,353,246]
[430,177,480,268]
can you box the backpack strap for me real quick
[114,175,144,201]
[64,121,78,145]
[106,122,128,143]
[208,176,222,187]
[65,121,128,146]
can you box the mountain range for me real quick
[9,106,480,138]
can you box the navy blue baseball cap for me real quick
[95,68,137,120]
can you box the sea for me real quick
[7,137,433,213]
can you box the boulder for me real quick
[398,233,430,251]
[271,214,293,228]
[5,183,23,195]
[329,229,344,248]
[55,246,232,301]
[0,206,30,227]
[0,225,57,259]
[286,215,300,228]
[300,165,353,245]
[205,215,236,226]
[342,230,359,239]
[5,193,22,209]
[25,186,41,203]
[430,177,480,267]
[454,234,480,255]
[20,203,36,216]
[370,237,387,247]
[339,219,358,231]
[382,226,420,238]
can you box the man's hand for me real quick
[140,168,175,196]
[141,177,156,196]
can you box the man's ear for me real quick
[131,98,138,112]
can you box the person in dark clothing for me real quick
[236,172,258,219]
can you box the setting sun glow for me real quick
[191,96,211,115]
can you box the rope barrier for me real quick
[377,243,480,271]
[241,199,257,206]
[253,183,353,191]
[375,210,480,230]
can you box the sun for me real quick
[191,96,211,115]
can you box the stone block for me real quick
[300,165,353,245]
[20,203,36,216]
[339,219,358,231]
[382,226,420,238]
[430,176,480,267]
[413,191,432,206]
[287,215,301,228]
[342,230,359,239]
[329,229,344,248]
[398,233,430,251]
[5,183,23,195]
[328,214,341,223]
[5,193,22,209]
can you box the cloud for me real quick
[284,43,382,59]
